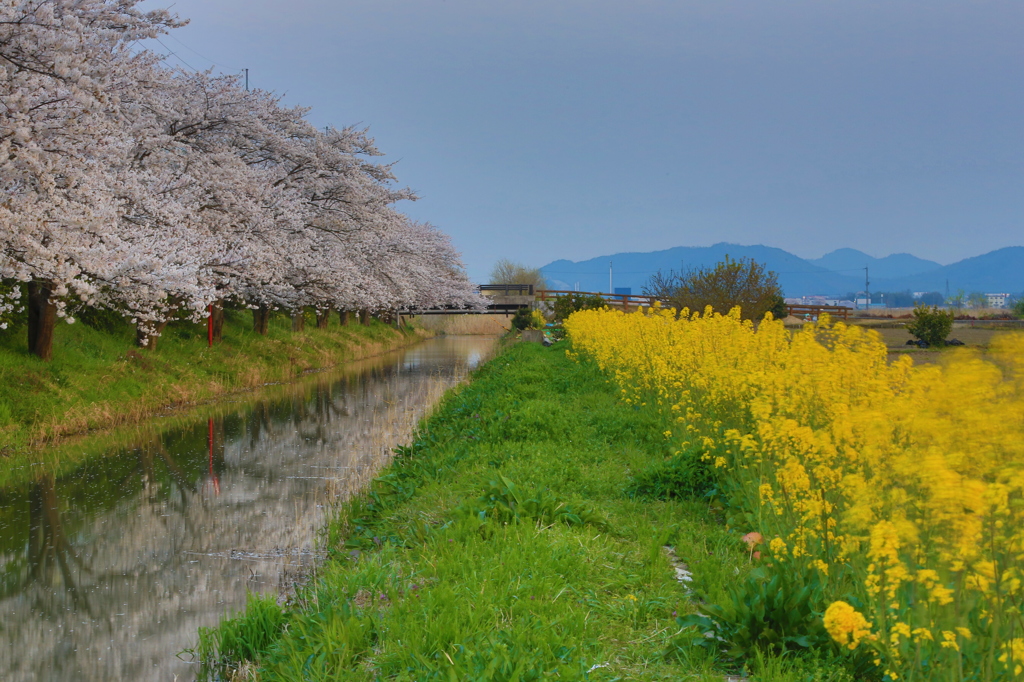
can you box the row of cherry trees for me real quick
[1,0,482,359]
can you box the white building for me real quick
[985,293,1011,308]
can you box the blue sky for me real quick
[141,0,1023,282]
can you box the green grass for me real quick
[194,342,854,681]
[0,307,422,457]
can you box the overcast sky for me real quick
[140,0,1023,281]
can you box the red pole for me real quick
[207,304,213,347]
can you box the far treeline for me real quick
[858,290,1024,313]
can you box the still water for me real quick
[0,336,498,681]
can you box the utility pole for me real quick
[609,261,613,294]
[244,68,249,91]
[864,266,870,310]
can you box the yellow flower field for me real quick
[565,305,1024,681]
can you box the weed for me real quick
[456,474,610,531]
[193,592,288,675]
[627,446,715,500]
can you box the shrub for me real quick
[511,307,544,331]
[906,304,954,346]
[552,293,606,322]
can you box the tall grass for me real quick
[408,313,511,335]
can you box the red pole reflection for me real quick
[208,417,220,495]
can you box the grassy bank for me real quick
[0,308,426,455]
[196,342,853,681]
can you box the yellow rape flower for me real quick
[890,622,910,646]
[565,306,1024,681]
[824,601,873,650]
[999,639,1024,676]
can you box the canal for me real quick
[0,335,499,681]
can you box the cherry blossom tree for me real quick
[0,0,180,358]
[1,1,482,358]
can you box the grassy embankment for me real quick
[196,342,853,681]
[0,308,426,458]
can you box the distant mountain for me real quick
[808,248,941,280]
[539,243,1024,297]
[882,247,1024,294]
[542,243,860,296]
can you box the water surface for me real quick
[0,336,498,681]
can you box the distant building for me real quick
[786,295,838,306]
[784,296,854,309]
[986,293,1011,308]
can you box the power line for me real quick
[154,37,200,71]
[162,32,244,72]
[150,37,248,88]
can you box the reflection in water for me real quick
[0,336,497,682]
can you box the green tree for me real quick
[967,292,987,309]
[766,293,788,320]
[644,256,784,321]
[489,259,546,291]
[1012,298,1024,319]
[880,290,915,308]
[907,304,954,347]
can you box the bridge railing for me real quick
[536,290,664,310]
[786,304,851,320]
[478,284,535,296]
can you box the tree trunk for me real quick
[316,308,332,329]
[210,301,225,343]
[338,310,350,326]
[136,320,168,350]
[291,310,306,332]
[253,305,271,335]
[359,309,371,326]
[27,281,58,361]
